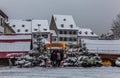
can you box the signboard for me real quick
[45,43,66,49]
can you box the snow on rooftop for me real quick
[9,19,50,33]
[82,39,120,54]
[77,27,98,37]
[53,15,77,30]
[32,20,50,33]
[9,20,32,34]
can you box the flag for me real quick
[50,33,52,44]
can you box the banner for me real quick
[50,33,52,44]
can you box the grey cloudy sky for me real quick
[0,0,120,35]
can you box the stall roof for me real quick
[83,39,120,55]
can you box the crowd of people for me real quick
[50,50,64,67]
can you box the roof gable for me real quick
[53,15,77,30]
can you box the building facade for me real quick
[50,15,78,45]
[9,14,98,46]
[0,10,15,34]
[77,27,98,42]
[0,10,8,34]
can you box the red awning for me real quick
[0,52,28,58]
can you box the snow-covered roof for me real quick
[9,19,50,33]
[0,34,31,52]
[9,20,32,34]
[77,27,98,37]
[82,39,120,55]
[50,30,57,36]
[32,20,50,33]
[53,15,78,30]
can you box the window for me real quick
[85,31,88,35]
[25,29,28,32]
[38,24,41,26]
[91,32,94,35]
[63,18,66,21]
[43,34,48,38]
[69,31,72,34]
[61,24,64,28]
[70,24,73,28]
[17,29,20,32]
[73,38,77,41]
[79,31,82,34]
[69,38,72,41]
[22,25,25,27]
[59,31,63,34]
[59,37,63,41]
[13,25,16,27]
[64,37,67,41]
[73,31,77,35]
[44,28,47,31]
[34,29,38,31]
[53,38,56,41]
[64,31,67,34]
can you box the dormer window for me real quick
[63,18,66,21]
[91,32,94,35]
[17,29,20,32]
[44,28,47,31]
[13,25,15,27]
[25,29,28,32]
[38,24,41,26]
[34,29,38,31]
[61,24,64,28]
[22,25,25,27]
[79,31,82,34]
[85,31,88,35]
[70,24,73,28]
[64,31,67,34]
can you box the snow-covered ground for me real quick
[0,66,120,78]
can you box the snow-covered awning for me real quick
[82,39,120,55]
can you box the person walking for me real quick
[8,58,13,68]
[56,50,61,67]
[51,50,57,67]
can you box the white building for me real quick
[9,19,50,39]
[9,14,98,46]
[77,27,98,41]
[50,14,78,45]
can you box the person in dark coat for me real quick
[51,50,57,67]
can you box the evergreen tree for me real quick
[111,14,120,39]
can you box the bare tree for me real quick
[111,14,120,39]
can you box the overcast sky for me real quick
[0,0,120,35]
